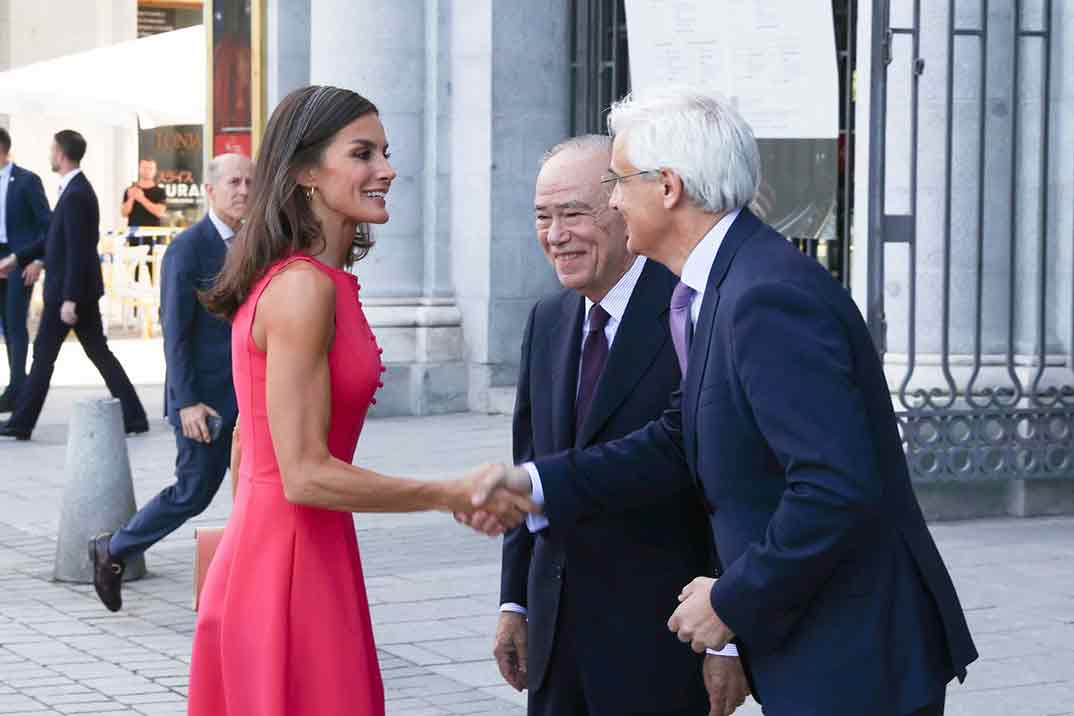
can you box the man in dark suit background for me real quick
[0,127,52,413]
[494,136,748,716]
[90,153,252,612]
[478,90,978,715]
[0,130,148,440]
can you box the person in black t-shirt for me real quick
[122,159,168,284]
[122,159,167,239]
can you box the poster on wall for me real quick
[212,0,253,157]
[624,0,838,240]
[139,124,204,226]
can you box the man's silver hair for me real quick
[606,88,760,213]
[540,134,612,168]
[205,153,251,185]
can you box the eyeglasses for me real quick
[599,169,657,186]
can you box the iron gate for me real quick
[867,0,1074,483]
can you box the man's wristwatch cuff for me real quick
[706,644,739,657]
[499,603,527,616]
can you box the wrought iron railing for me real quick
[870,0,1074,482]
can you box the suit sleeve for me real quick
[500,304,537,607]
[26,172,52,241]
[15,238,46,266]
[533,381,691,532]
[710,281,883,649]
[161,240,200,411]
[61,192,98,303]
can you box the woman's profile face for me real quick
[312,113,396,225]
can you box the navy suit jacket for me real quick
[3,164,51,252]
[502,259,712,712]
[16,171,102,305]
[534,209,978,716]
[160,215,235,426]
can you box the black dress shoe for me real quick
[89,533,125,612]
[0,422,31,440]
[125,423,150,436]
[0,394,14,413]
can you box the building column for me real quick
[309,0,466,415]
[448,0,569,412]
[266,0,310,109]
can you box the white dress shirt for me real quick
[679,209,740,325]
[207,208,236,244]
[57,168,82,197]
[519,211,744,656]
[0,161,14,244]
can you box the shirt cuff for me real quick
[522,462,549,532]
[706,644,739,657]
[499,603,528,616]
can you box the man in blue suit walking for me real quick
[0,128,52,413]
[0,130,148,439]
[475,89,977,715]
[90,153,253,612]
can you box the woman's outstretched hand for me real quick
[449,463,538,537]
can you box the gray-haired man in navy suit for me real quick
[90,153,253,613]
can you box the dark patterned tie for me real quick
[575,304,611,435]
[669,281,696,374]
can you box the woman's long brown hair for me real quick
[202,85,378,320]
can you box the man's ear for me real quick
[661,169,686,210]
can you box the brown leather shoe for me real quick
[89,533,125,612]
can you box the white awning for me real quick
[0,26,205,129]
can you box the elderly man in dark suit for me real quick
[476,90,978,716]
[0,130,147,439]
[493,135,748,716]
[89,153,253,612]
[0,127,52,413]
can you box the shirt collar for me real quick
[0,162,12,180]
[583,255,647,325]
[680,208,741,294]
[207,208,236,241]
[58,168,82,194]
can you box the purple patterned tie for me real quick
[575,304,611,435]
[670,281,696,375]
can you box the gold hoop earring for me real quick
[306,186,317,202]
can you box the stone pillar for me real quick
[266,0,310,111]
[309,0,466,415]
[449,0,568,412]
[301,1,569,414]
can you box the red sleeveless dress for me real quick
[188,256,385,715]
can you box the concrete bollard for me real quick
[53,398,147,583]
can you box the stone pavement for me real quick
[0,386,1072,715]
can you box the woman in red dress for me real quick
[187,86,533,716]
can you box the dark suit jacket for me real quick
[16,171,103,306]
[534,209,978,716]
[160,215,236,426]
[502,260,712,713]
[3,164,51,252]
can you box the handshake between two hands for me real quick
[451,463,539,537]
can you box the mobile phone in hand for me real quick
[207,414,224,443]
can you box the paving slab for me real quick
[0,385,1071,714]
